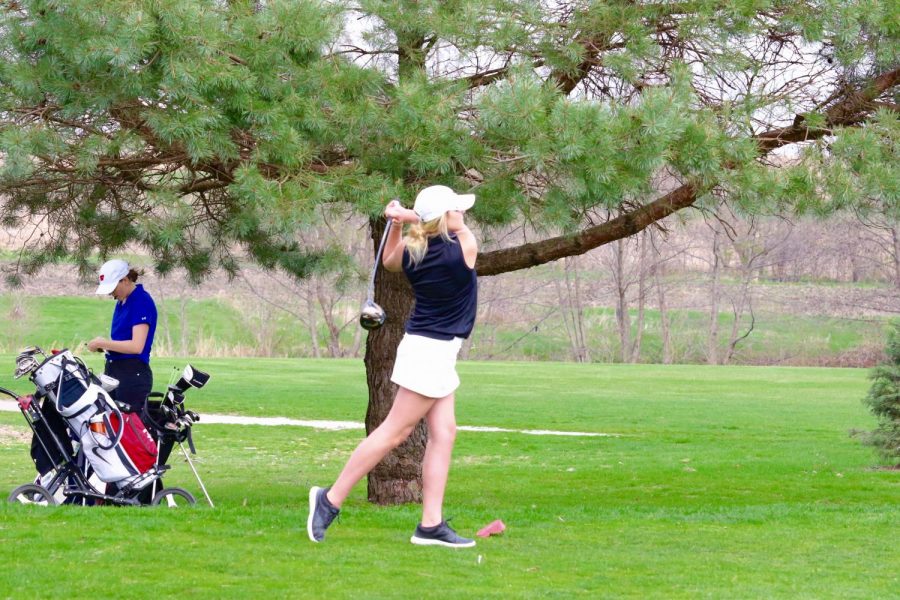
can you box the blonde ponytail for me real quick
[404,213,453,267]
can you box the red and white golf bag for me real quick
[32,351,158,488]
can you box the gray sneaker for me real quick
[307,486,340,543]
[410,520,476,548]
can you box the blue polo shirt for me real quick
[108,284,157,364]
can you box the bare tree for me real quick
[854,216,900,289]
[649,230,672,364]
[631,231,650,363]
[706,216,725,365]
[612,238,632,363]
[556,256,590,362]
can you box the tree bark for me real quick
[478,183,699,276]
[363,218,422,505]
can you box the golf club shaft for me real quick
[180,442,214,507]
[366,219,393,301]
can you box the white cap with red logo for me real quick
[95,259,129,295]
[413,185,476,223]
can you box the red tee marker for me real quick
[476,519,506,538]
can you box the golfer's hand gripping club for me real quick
[359,211,395,331]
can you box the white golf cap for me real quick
[413,185,476,223]
[95,259,129,295]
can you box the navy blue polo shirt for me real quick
[402,234,477,340]
[108,284,157,364]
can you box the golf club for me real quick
[359,218,393,330]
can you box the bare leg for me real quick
[327,386,434,508]
[421,393,456,527]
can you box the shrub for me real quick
[859,321,900,465]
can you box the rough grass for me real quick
[0,358,897,598]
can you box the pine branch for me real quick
[478,66,900,276]
[756,68,900,151]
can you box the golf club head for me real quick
[13,346,43,379]
[360,301,386,330]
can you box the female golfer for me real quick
[308,185,478,547]
[87,259,158,414]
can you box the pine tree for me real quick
[861,322,900,465]
[1,1,897,503]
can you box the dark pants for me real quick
[105,358,153,413]
[104,358,157,503]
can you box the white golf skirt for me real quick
[390,334,464,399]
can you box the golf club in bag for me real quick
[143,364,214,507]
[5,347,180,506]
[359,218,393,330]
[7,346,210,507]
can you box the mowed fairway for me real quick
[0,358,897,599]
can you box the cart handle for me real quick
[0,386,20,401]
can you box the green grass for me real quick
[0,294,890,365]
[0,295,255,355]
[0,359,897,598]
[477,307,889,365]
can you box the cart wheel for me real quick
[150,487,196,507]
[8,484,58,506]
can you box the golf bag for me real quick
[31,350,158,488]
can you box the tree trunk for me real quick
[479,278,499,358]
[155,287,174,355]
[570,257,590,362]
[650,229,673,364]
[850,246,863,282]
[655,263,672,364]
[316,278,343,358]
[364,30,431,504]
[614,239,631,363]
[892,225,900,290]
[725,234,758,364]
[305,289,322,358]
[707,226,722,365]
[631,232,648,363]
[557,257,589,362]
[363,218,422,505]
[725,276,752,365]
[179,295,188,357]
[554,276,576,359]
[350,320,363,358]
